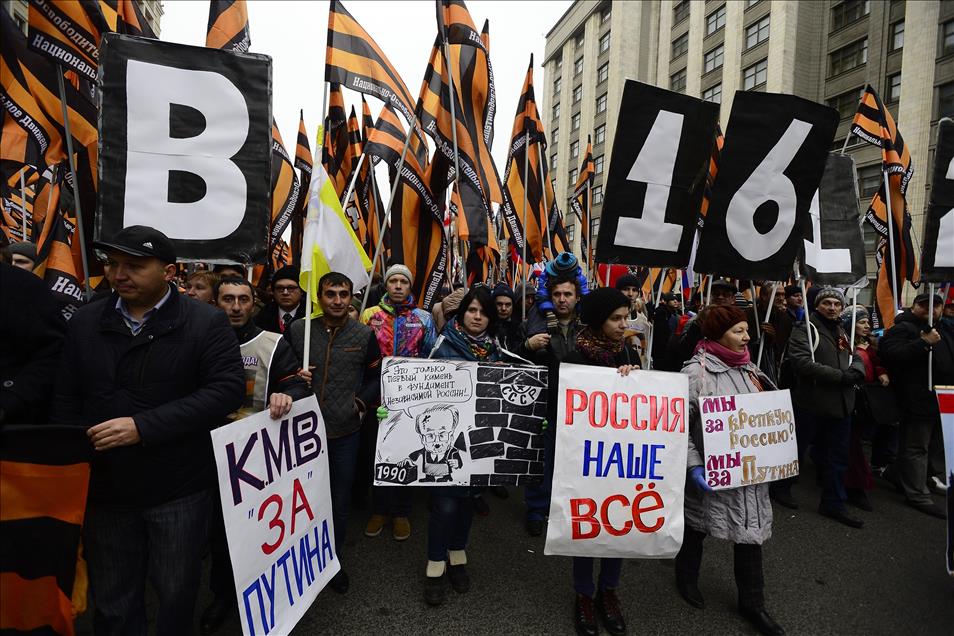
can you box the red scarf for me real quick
[694,339,751,367]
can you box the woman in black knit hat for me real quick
[563,287,640,636]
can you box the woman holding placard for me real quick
[676,305,785,636]
[562,288,640,636]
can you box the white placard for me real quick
[211,396,339,636]
[699,389,799,490]
[545,364,689,558]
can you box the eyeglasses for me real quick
[274,285,300,294]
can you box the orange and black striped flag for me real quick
[569,137,594,266]
[499,56,548,263]
[542,152,570,258]
[268,122,301,260]
[699,123,723,226]
[206,0,251,53]
[849,84,918,328]
[1,11,97,172]
[26,0,105,83]
[113,0,157,38]
[291,110,312,262]
[322,83,351,198]
[0,425,91,636]
[339,105,364,234]
[325,0,427,160]
[33,169,86,309]
[355,96,385,262]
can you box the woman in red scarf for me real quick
[676,305,785,636]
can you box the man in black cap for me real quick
[52,225,245,635]
[880,292,954,519]
[784,284,805,322]
[8,241,37,272]
[668,279,738,368]
[254,265,304,334]
[491,283,521,351]
[651,292,682,371]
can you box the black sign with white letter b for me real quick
[694,92,838,280]
[96,33,272,263]
[595,80,719,268]
[921,118,954,283]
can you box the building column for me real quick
[720,0,744,122]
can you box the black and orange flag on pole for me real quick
[326,0,427,165]
[206,0,251,52]
[340,105,364,232]
[0,425,91,636]
[322,84,351,198]
[356,96,386,262]
[267,122,301,261]
[569,138,594,267]
[26,0,105,83]
[500,56,547,263]
[291,109,313,263]
[34,169,87,312]
[849,85,918,329]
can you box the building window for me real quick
[596,92,608,114]
[591,216,600,240]
[702,83,722,104]
[672,33,689,58]
[597,62,609,85]
[745,0,762,7]
[671,68,687,93]
[887,73,901,103]
[706,5,726,36]
[943,20,954,57]
[831,0,869,32]
[552,102,561,121]
[575,33,585,49]
[592,184,603,204]
[571,112,581,131]
[745,16,770,49]
[553,77,561,95]
[857,164,881,198]
[552,128,559,145]
[594,155,604,174]
[673,0,690,24]
[704,45,724,73]
[595,123,606,145]
[556,57,563,71]
[601,7,611,25]
[743,59,767,90]
[890,21,904,51]
[573,84,583,104]
[569,168,578,185]
[827,87,863,119]
[571,140,580,158]
[551,153,558,171]
[599,32,611,54]
[939,82,954,118]
[829,38,867,76]
[575,57,584,76]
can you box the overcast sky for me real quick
[159,0,572,171]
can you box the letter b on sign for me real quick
[97,33,272,263]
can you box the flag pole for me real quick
[361,122,415,317]
[585,179,592,284]
[749,281,761,340]
[928,283,935,391]
[368,162,384,277]
[538,155,552,258]
[18,169,28,242]
[756,282,778,367]
[521,130,530,321]
[646,267,668,370]
[341,151,367,211]
[800,277,815,363]
[883,169,901,312]
[705,276,713,306]
[56,73,92,299]
[848,286,858,365]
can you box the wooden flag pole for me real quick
[882,169,901,313]
[521,130,530,322]
[56,73,92,299]
[756,282,779,368]
[800,278,815,363]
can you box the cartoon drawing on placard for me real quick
[399,405,466,483]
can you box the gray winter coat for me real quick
[683,351,775,545]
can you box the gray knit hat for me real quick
[384,263,413,286]
[813,286,846,308]
[840,305,868,330]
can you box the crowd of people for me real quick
[2,224,952,636]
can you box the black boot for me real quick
[573,593,599,636]
[199,595,235,635]
[674,527,706,609]
[735,544,785,636]
[596,587,627,635]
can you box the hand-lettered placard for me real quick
[699,389,799,490]
[545,364,689,558]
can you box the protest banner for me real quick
[921,118,954,283]
[375,356,548,487]
[699,389,799,490]
[938,386,954,576]
[545,364,688,559]
[97,33,272,263]
[210,396,338,636]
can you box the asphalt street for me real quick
[77,461,953,635]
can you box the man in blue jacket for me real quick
[52,226,245,636]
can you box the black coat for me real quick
[51,286,244,508]
[518,307,584,425]
[0,264,67,425]
[788,312,865,418]
[880,310,954,417]
[254,300,306,334]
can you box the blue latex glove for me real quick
[689,466,712,493]
[376,406,389,422]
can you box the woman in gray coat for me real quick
[675,305,785,636]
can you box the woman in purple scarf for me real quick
[676,305,785,636]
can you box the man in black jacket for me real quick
[200,277,312,634]
[774,287,866,528]
[879,292,954,519]
[52,226,245,635]
[492,283,521,351]
[254,265,305,334]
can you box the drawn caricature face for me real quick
[417,409,456,457]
